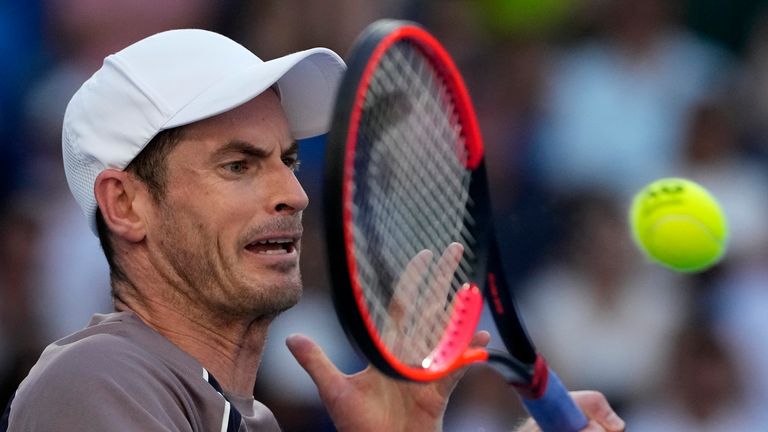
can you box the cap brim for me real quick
[164,48,346,139]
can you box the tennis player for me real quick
[1,29,624,431]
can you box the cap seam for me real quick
[109,55,172,116]
[158,63,264,130]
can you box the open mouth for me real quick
[245,238,297,255]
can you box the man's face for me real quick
[146,91,308,320]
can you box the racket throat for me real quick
[487,350,536,388]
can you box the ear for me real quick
[94,169,149,243]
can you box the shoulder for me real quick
[32,311,203,387]
[7,316,198,430]
[31,320,171,391]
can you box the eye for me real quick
[224,160,248,174]
[283,156,301,172]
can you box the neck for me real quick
[113,279,272,397]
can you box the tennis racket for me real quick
[324,19,588,432]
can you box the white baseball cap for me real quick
[62,28,346,234]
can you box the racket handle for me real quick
[521,367,588,432]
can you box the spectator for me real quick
[531,0,732,198]
[627,322,761,431]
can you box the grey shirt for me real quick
[3,311,281,431]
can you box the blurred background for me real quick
[3,0,768,430]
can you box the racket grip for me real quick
[521,367,588,432]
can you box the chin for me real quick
[239,275,303,318]
[272,279,303,311]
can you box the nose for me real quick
[270,166,309,215]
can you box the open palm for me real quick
[286,331,490,432]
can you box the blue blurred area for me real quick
[296,134,327,183]
[0,0,49,200]
[0,0,47,126]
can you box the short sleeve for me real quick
[6,333,195,431]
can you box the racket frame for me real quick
[325,19,489,381]
[325,18,589,432]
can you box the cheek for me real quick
[164,173,265,244]
[156,198,202,245]
[211,180,268,222]
[180,188,255,249]
[155,189,215,247]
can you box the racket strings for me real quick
[364,50,468,349]
[351,40,479,366]
[368,45,471,258]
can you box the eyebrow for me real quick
[211,139,299,161]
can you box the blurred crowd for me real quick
[3,0,768,430]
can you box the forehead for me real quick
[179,90,292,145]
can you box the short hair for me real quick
[95,127,184,283]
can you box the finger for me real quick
[412,243,464,336]
[390,249,433,324]
[434,331,489,397]
[286,333,346,398]
[386,249,433,353]
[430,242,464,305]
[580,420,610,432]
[469,330,491,348]
[571,391,625,431]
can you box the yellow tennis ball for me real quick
[629,178,728,273]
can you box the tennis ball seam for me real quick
[644,215,726,271]
[647,214,725,246]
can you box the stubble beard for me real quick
[156,207,304,323]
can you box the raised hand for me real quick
[287,242,484,431]
[286,330,490,432]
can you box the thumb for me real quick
[286,333,345,396]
